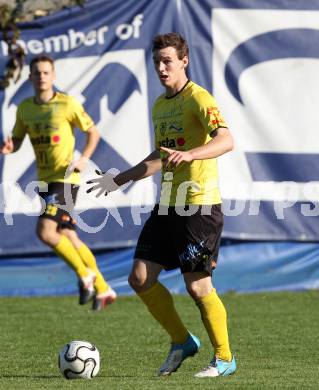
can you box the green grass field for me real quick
[1,291,319,389]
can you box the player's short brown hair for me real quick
[152,33,189,60]
[29,55,55,72]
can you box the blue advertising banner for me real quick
[1,242,319,296]
[183,0,319,241]
[0,0,318,255]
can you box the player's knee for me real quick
[37,225,58,246]
[186,282,211,300]
[186,284,200,300]
[128,272,141,290]
[128,272,147,292]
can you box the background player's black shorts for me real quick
[134,204,223,275]
[39,182,78,230]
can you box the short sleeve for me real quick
[192,91,227,136]
[12,106,27,140]
[67,96,94,131]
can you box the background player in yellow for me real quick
[0,55,116,311]
[87,33,236,376]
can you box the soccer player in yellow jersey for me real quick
[87,33,236,376]
[0,55,116,310]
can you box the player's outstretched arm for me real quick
[0,137,23,154]
[115,150,161,185]
[86,150,161,197]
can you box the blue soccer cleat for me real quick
[194,355,236,377]
[158,333,201,376]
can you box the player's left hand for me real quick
[70,156,89,173]
[160,146,193,169]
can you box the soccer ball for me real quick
[58,340,100,379]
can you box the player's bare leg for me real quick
[61,228,116,310]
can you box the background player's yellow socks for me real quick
[196,288,232,361]
[138,282,189,344]
[76,244,109,294]
[53,235,88,278]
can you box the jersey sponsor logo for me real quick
[159,122,167,136]
[43,193,59,204]
[52,134,60,143]
[158,137,186,148]
[206,106,214,115]
[27,133,60,146]
[158,122,183,136]
[30,135,51,145]
[176,137,185,146]
[158,137,176,148]
[207,106,224,128]
[45,204,58,216]
[169,124,183,133]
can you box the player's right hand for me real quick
[0,137,14,154]
[86,169,120,197]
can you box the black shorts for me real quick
[134,204,223,275]
[39,182,78,230]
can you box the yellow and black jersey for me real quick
[153,80,227,206]
[13,92,94,184]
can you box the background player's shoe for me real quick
[78,273,96,305]
[158,333,201,376]
[194,355,236,378]
[92,287,117,311]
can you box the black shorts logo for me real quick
[179,241,213,272]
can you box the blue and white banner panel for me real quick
[0,0,318,255]
[182,0,319,240]
[1,242,318,296]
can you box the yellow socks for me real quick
[137,282,232,359]
[76,243,109,295]
[53,235,88,278]
[138,282,189,344]
[53,237,109,295]
[196,288,232,361]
